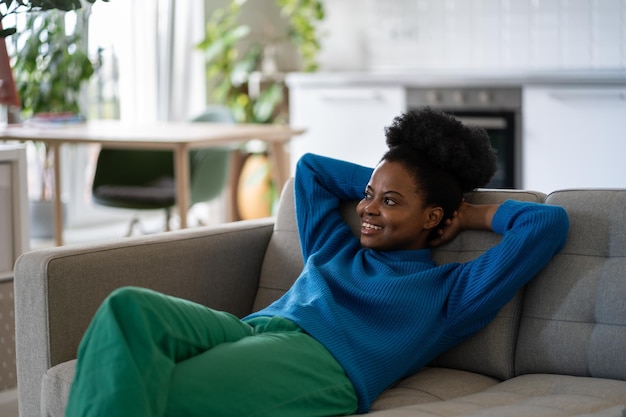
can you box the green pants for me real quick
[66,287,357,417]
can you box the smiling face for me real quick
[356,160,443,251]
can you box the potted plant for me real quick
[198,0,324,219]
[198,0,324,124]
[0,0,104,115]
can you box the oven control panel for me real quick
[406,87,521,111]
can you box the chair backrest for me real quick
[253,178,546,381]
[515,189,626,381]
[92,149,174,189]
[91,149,176,209]
[92,106,234,209]
[188,106,236,204]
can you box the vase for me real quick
[236,153,276,220]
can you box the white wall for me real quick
[317,0,626,72]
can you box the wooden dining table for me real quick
[0,120,304,245]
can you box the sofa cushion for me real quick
[41,360,75,417]
[253,179,304,311]
[253,178,362,311]
[429,189,546,381]
[370,367,499,411]
[516,189,626,381]
[365,374,626,416]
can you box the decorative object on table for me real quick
[236,152,276,220]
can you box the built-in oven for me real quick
[406,87,521,189]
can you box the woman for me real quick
[66,107,569,417]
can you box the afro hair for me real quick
[384,107,498,193]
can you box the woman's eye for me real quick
[363,191,372,200]
[383,197,396,206]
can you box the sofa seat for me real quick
[42,363,626,417]
[371,367,500,410]
[43,361,500,416]
[369,374,626,416]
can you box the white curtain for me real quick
[156,0,207,122]
[115,0,206,123]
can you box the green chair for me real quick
[91,107,234,235]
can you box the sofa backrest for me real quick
[428,189,546,380]
[515,189,626,381]
[253,179,546,381]
[252,179,304,311]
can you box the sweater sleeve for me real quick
[294,153,373,259]
[446,200,570,334]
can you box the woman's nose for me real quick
[364,200,379,215]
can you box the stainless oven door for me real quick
[453,112,516,189]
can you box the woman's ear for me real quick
[424,206,444,230]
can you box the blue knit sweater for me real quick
[247,153,569,413]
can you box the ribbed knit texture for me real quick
[247,153,569,413]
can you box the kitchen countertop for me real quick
[285,70,626,88]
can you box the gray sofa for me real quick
[14,179,626,417]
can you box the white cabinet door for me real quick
[288,86,406,173]
[522,85,626,193]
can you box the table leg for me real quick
[50,142,64,246]
[174,145,190,229]
[267,140,290,191]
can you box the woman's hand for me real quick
[429,201,500,248]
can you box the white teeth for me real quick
[362,222,382,230]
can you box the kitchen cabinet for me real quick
[522,86,626,193]
[288,86,406,172]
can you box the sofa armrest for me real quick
[14,218,274,417]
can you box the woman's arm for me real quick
[429,202,500,247]
[445,200,569,334]
[294,153,373,259]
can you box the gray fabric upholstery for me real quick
[252,181,304,311]
[516,189,626,380]
[41,361,75,417]
[429,189,546,381]
[370,367,500,411]
[13,180,626,417]
[367,375,626,416]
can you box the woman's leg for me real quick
[165,317,358,417]
[66,286,254,417]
